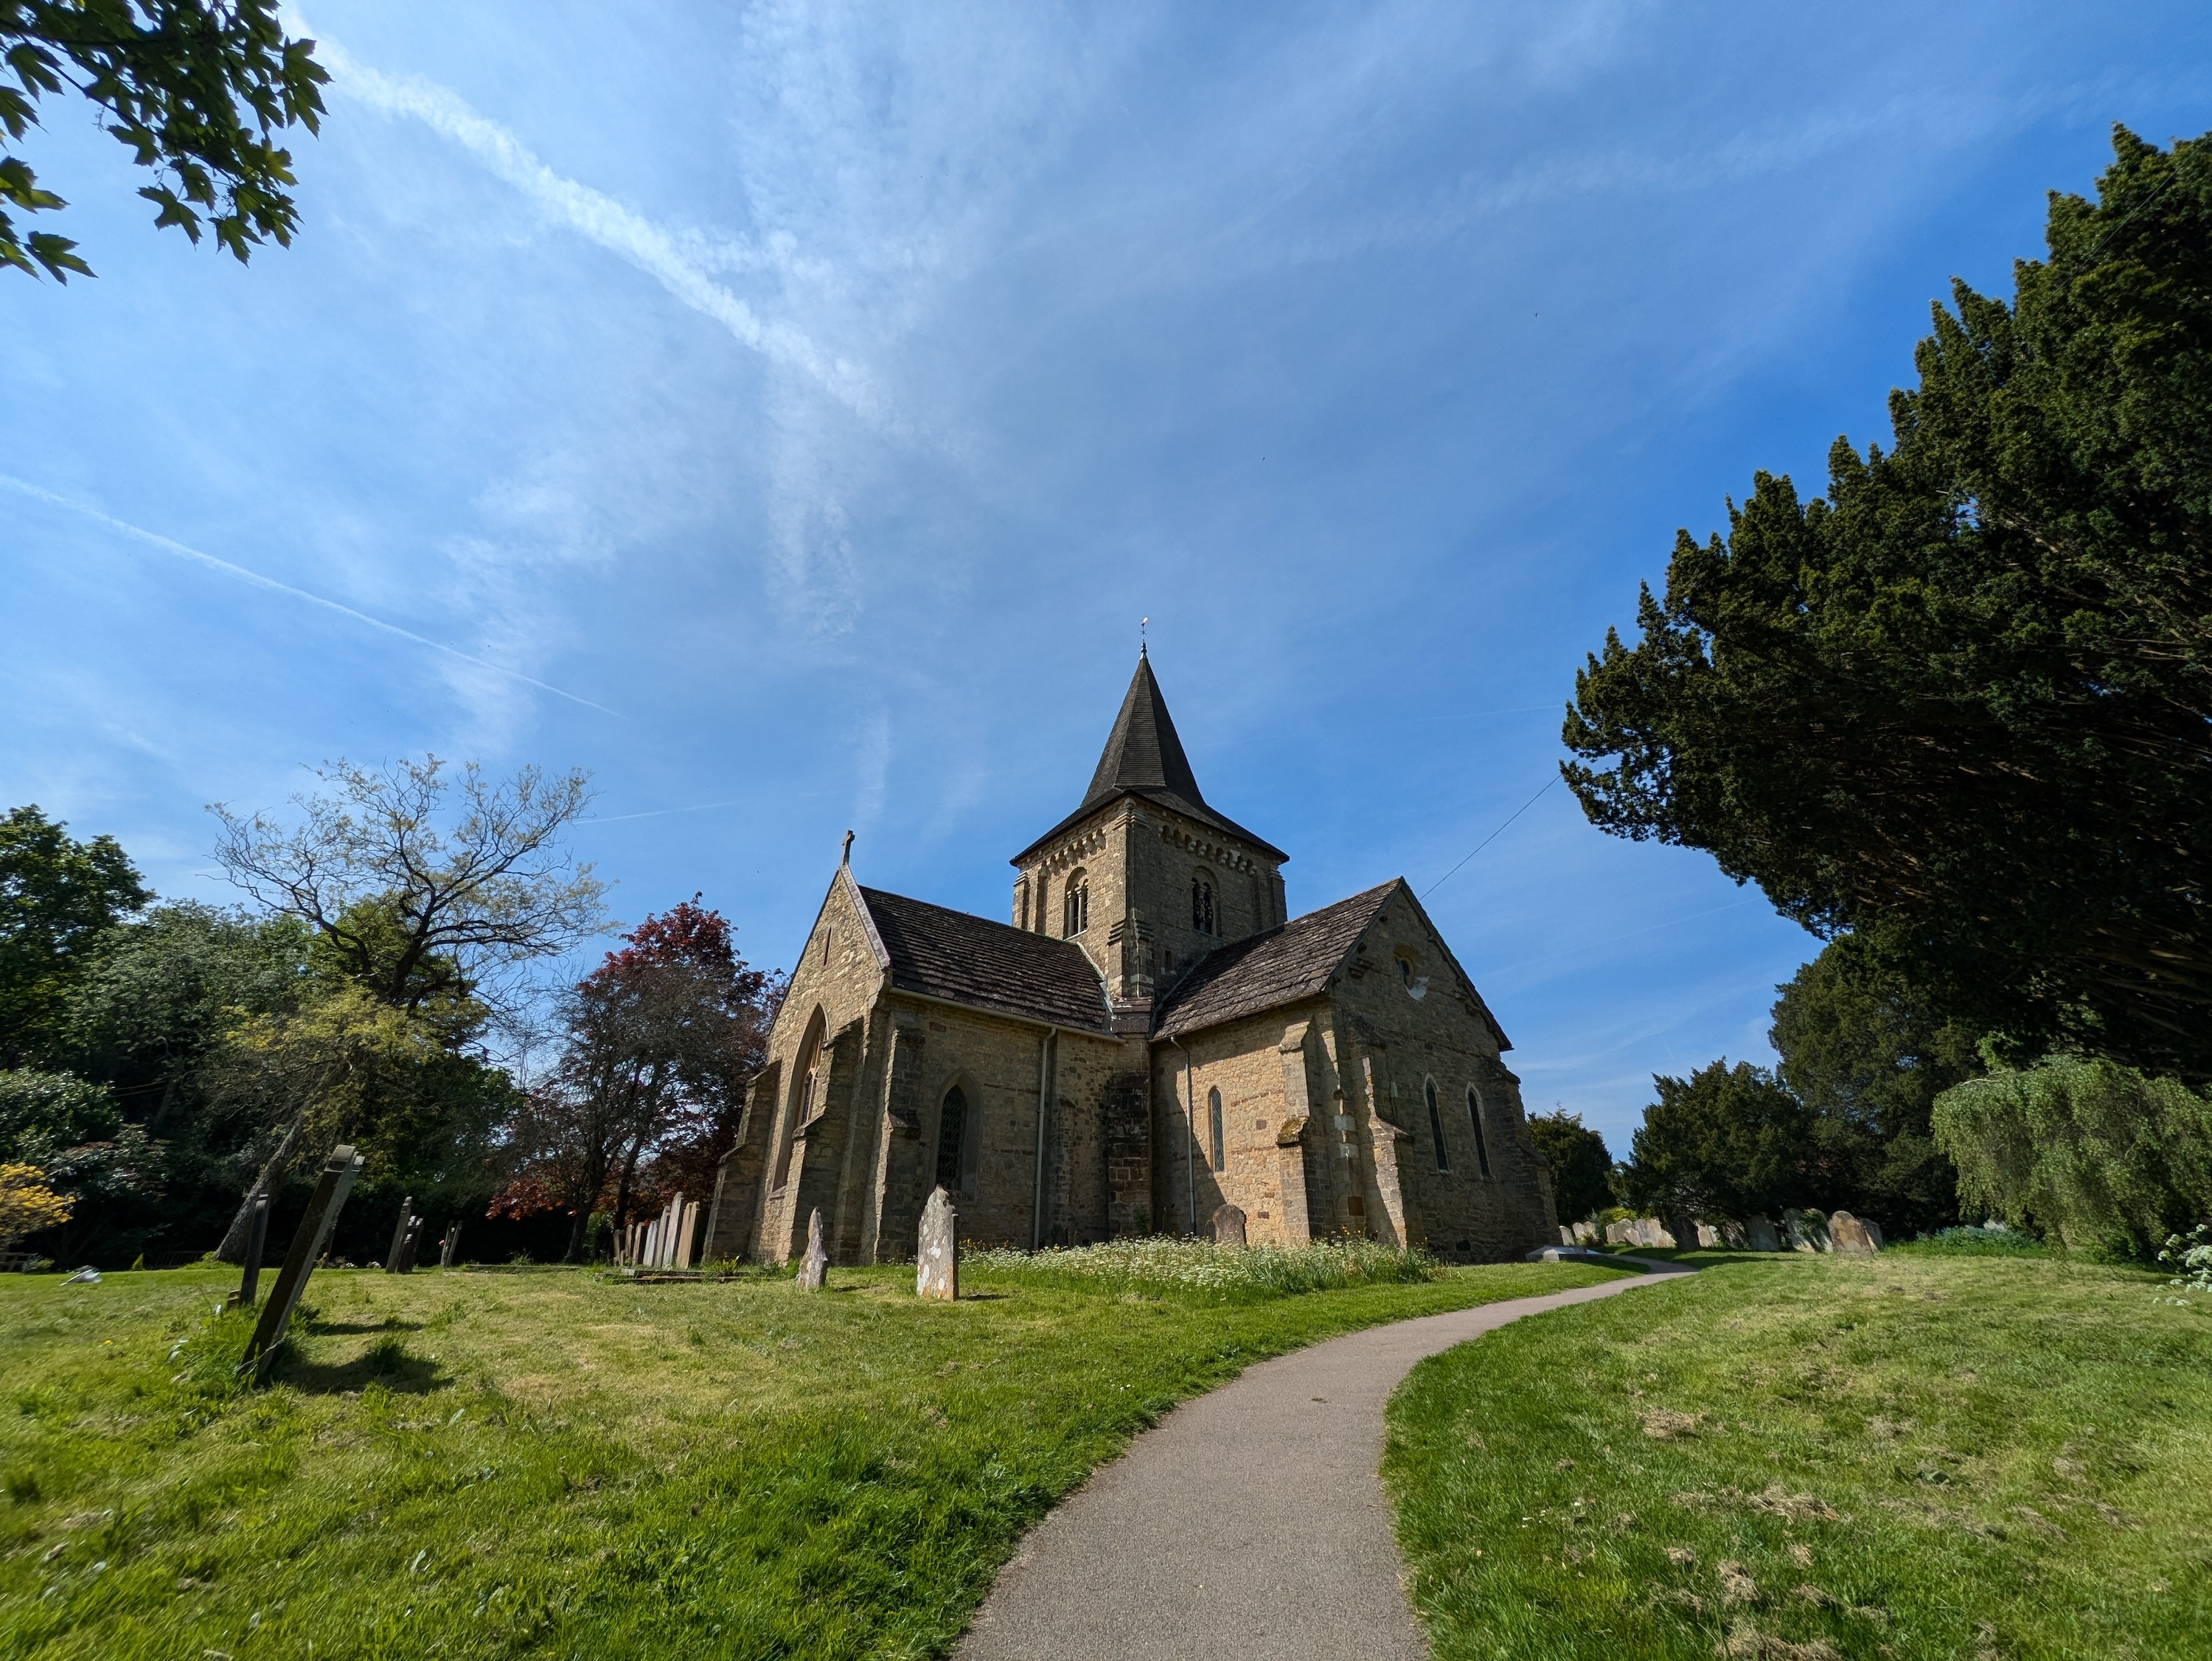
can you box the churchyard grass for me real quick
[1385,1250,2212,1660]
[0,1255,1618,1660]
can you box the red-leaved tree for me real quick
[495,897,781,1259]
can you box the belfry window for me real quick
[936,1085,970,1191]
[1426,1079,1450,1172]
[1192,875,1216,936]
[1467,1087,1493,1179]
[1208,1085,1225,1172]
[1064,871,1089,936]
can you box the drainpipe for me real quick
[1032,1027,1057,1251]
[1169,1033,1195,1236]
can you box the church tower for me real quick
[1009,653,1289,1025]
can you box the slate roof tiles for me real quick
[855,884,1113,1033]
[1153,880,1402,1039]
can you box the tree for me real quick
[1770,937,1977,1237]
[212,756,610,1018]
[1933,1055,2212,1258]
[1,804,149,1067]
[1562,128,2212,1079]
[1620,1059,1818,1230]
[0,1161,71,1248]
[0,1067,159,1258]
[496,899,779,1261]
[2,0,325,281]
[1526,1108,1613,1227]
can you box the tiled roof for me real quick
[855,885,1112,1032]
[1155,880,1401,1038]
[1012,655,1288,863]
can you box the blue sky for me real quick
[5,1,2208,1157]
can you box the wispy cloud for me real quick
[308,28,888,431]
[0,474,622,719]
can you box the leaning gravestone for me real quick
[1212,1202,1248,1248]
[1827,1211,1880,1256]
[439,1222,461,1270]
[242,1144,364,1385]
[1784,1208,1832,1253]
[917,1187,958,1301]
[1744,1213,1781,1253]
[798,1207,830,1290]
[384,1197,414,1273]
[231,1191,271,1309]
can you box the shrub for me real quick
[2160,1224,2212,1293]
[1893,1225,2056,1258]
[1933,1055,2212,1258]
[964,1236,1439,1303]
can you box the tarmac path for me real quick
[957,1258,1691,1661]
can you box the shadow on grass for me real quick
[276,1340,453,1396]
[305,1317,425,1336]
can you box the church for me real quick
[700,655,1558,1265]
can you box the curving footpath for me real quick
[959,1258,1691,1661]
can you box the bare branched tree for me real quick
[210,756,610,1016]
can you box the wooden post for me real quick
[241,1145,364,1385]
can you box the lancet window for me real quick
[936,1084,970,1191]
[1426,1079,1450,1172]
[1192,874,1216,935]
[1064,870,1089,936]
[1466,1086,1494,1179]
[1208,1085,1225,1172]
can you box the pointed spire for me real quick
[1079,654,1206,814]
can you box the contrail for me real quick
[1,473,622,718]
[309,30,885,428]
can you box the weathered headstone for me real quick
[917,1187,958,1301]
[384,1196,414,1273]
[1744,1213,1781,1253]
[676,1197,701,1269]
[798,1207,829,1290]
[1784,1208,1832,1253]
[395,1216,424,1273]
[1827,1210,1880,1256]
[1212,1202,1248,1248]
[242,1144,364,1385]
[439,1222,461,1270]
[232,1191,271,1309]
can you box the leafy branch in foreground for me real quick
[1,0,326,280]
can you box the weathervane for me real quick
[1141,616,1149,657]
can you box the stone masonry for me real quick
[703,653,1557,1267]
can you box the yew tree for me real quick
[1565,128,2212,1079]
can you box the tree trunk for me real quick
[215,1109,310,1264]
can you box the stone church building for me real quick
[702,655,1557,1265]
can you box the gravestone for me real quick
[242,1144,364,1385]
[1784,1208,1832,1253]
[385,1196,414,1273]
[1827,1211,1880,1256]
[1743,1213,1781,1252]
[917,1187,958,1301]
[439,1222,461,1270]
[798,1207,829,1290]
[232,1191,271,1309]
[1212,1202,1248,1248]
[395,1216,424,1273]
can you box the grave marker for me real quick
[231,1191,271,1309]
[384,1196,414,1272]
[1827,1211,1880,1256]
[241,1145,364,1385]
[798,1207,829,1290]
[1212,1202,1248,1248]
[917,1187,958,1300]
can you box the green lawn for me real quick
[0,1255,1615,1660]
[1385,1248,2212,1660]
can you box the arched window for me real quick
[1064,869,1089,936]
[1208,1085,1225,1172]
[935,1084,970,1191]
[1192,874,1216,935]
[774,1017,824,1191]
[1397,955,1414,987]
[1466,1086,1493,1179]
[1426,1079,1450,1172]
